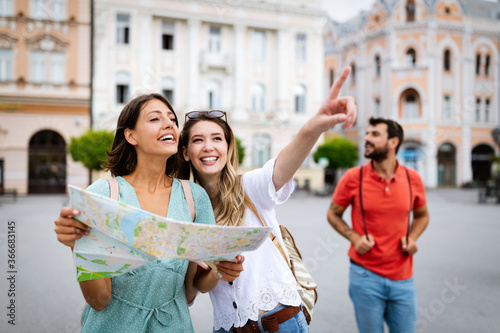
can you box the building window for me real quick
[31,0,48,20]
[50,0,66,21]
[31,0,66,20]
[350,62,356,84]
[402,92,418,118]
[30,51,46,83]
[0,0,13,16]
[49,52,65,84]
[207,79,221,109]
[115,71,130,104]
[443,49,451,72]
[116,14,130,45]
[475,54,481,75]
[443,95,452,120]
[162,21,175,50]
[374,55,381,77]
[484,54,490,77]
[329,68,335,87]
[161,77,174,105]
[295,33,307,61]
[485,99,490,122]
[406,48,416,67]
[251,83,265,112]
[294,84,306,114]
[208,26,221,54]
[475,98,481,122]
[252,30,266,61]
[406,0,416,22]
[252,133,271,167]
[374,98,381,117]
[0,49,12,81]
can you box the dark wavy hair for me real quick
[369,117,404,153]
[103,93,178,176]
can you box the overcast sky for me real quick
[321,0,377,22]
[321,0,499,22]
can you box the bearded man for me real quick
[327,117,430,333]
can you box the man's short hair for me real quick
[369,117,404,153]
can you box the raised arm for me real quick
[273,66,357,191]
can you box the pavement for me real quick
[0,187,499,332]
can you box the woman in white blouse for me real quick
[175,67,356,332]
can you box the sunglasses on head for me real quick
[185,110,227,123]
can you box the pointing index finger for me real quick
[328,66,351,100]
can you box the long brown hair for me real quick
[174,114,246,226]
[104,93,179,177]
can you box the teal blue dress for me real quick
[80,177,215,333]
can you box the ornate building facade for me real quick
[0,0,90,194]
[324,0,500,187]
[92,0,327,190]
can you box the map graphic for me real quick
[69,185,272,281]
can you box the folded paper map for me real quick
[68,185,272,281]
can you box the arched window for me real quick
[406,0,416,22]
[329,68,335,87]
[294,84,306,114]
[437,143,456,186]
[207,79,221,109]
[115,71,130,104]
[252,133,271,167]
[401,89,419,118]
[443,49,451,72]
[485,99,490,122]
[161,77,174,105]
[475,98,481,122]
[29,130,66,194]
[350,62,356,84]
[485,54,491,77]
[374,55,381,77]
[406,48,416,67]
[251,83,265,112]
[475,54,481,75]
[443,95,452,120]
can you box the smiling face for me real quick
[124,99,179,159]
[182,120,228,181]
[364,122,398,161]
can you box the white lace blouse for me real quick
[209,158,302,331]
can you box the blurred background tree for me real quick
[313,137,358,186]
[69,130,114,172]
[235,137,245,165]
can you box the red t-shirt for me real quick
[332,161,426,280]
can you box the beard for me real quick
[364,142,390,162]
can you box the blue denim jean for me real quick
[214,304,309,333]
[349,263,417,333]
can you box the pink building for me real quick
[324,0,500,187]
[0,0,91,194]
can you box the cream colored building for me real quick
[92,0,328,190]
[0,0,91,194]
[324,0,500,187]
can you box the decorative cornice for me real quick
[193,0,326,17]
[26,34,68,52]
[0,33,18,48]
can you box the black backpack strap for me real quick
[358,166,369,239]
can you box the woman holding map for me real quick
[174,67,356,332]
[54,93,244,332]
